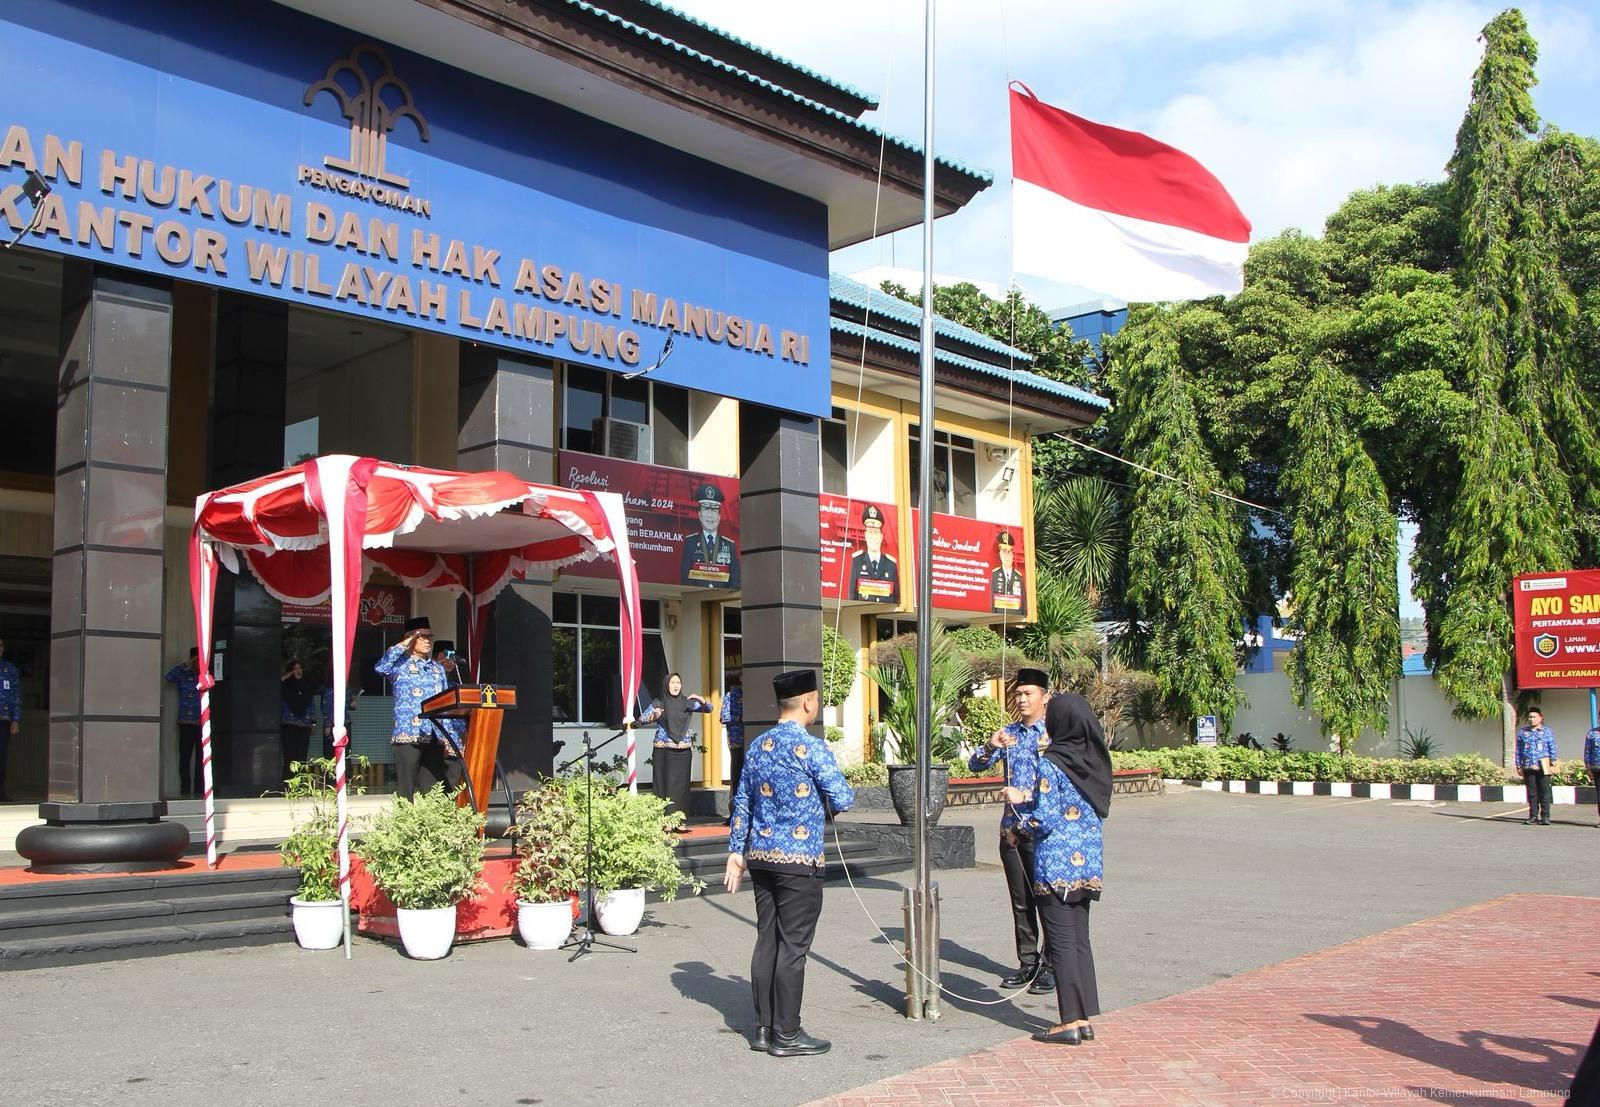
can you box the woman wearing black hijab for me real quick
[640,672,711,828]
[1002,692,1112,1045]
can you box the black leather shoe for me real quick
[1080,1023,1095,1041]
[1028,970,1055,995]
[1000,968,1033,989]
[768,1029,831,1057]
[750,1027,771,1052]
[1031,1026,1081,1045]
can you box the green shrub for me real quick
[822,624,857,708]
[508,778,584,904]
[576,780,698,900]
[355,785,486,910]
[1550,760,1593,786]
[957,695,1009,749]
[842,761,888,787]
[824,725,846,746]
[279,755,368,902]
[1111,748,1515,786]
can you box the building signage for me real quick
[282,584,410,627]
[559,453,740,590]
[820,494,901,605]
[1512,569,1600,689]
[1196,715,1218,745]
[911,511,1030,618]
[0,0,829,415]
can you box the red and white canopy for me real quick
[189,455,642,953]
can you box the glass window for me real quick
[579,627,621,724]
[609,374,650,426]
[0,250,61,478]
[581,593,619,626]
[563,365,606,456]
[652,383,689,470]
[908,426,978,517]
[551,626,577,722]
[553,591,667,724]
[950,441,977,518]
[820,408,848,496]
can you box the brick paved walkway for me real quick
[812,894,1597,1106]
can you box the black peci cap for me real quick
[1013,667,1050,691]
[403,616,432,634]
[773,669,818,699]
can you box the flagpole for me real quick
[907,0,941,1023]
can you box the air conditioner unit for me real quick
[603,417,653,463]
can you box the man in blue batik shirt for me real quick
[968,666,1054,994]
[724,668,854,1058]
[1583,721,1600,828]
[164,647,203,796]
[720,674,744,826]
[0,637,19,802]
[1514,707,1558,826]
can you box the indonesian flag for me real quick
[1010,85,1251,302]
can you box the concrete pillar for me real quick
[207,294,288,797]
[457,347,555,786]
[20,265,187,870]
[738,404,823,735]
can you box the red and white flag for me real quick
[1010,86,1251,302]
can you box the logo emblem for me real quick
[1532,634,1559,659]
[480,684,498,707]
[305,43,430,187]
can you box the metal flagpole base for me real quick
[903,883,942,1020]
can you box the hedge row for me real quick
[1111,747,1594,786]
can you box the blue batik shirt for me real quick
[165,663,201,724]
[1584,727,1600,769]
[639,697,712,749]
[374,644,450,744]
[720,687,745,750]
[0,660,19,722]
[1012,755,1104,903]
[730,719,855,871]
[967,717,1047,832]
[1515,725,1557,772]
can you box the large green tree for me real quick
[1112,311,1248,733]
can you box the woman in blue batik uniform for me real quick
[373,616,450,799]
[639,672,711,827]
[1005,692,1112,1046]
[1583,719,1599,828]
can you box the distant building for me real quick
[1052,299,1128,353]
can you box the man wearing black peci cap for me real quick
[724,669,855,1057]
[967,666,1055,993]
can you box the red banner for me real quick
[1513,569,1600,688]
[820,494,902,605]
[558,452,740,589]
[912,511,1030,617]
[282,584,410,627]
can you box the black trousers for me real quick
[749,865,825,1035]
[394,741,447,799]
[0,726,9,799]
[998,832,1052,972]
[177,723,202,796]
[728,745,746,815]
[1524,769,1553,820]
[1590,769,1600,817]
[1036,895,1100,1024]
[654,746,692,818]
[280,724,312,782]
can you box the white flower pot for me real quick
[395,905,457,960]
[290,897,343,950]
[594,888,646,936]
[517,899,575,950]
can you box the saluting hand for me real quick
[723,854,746,894]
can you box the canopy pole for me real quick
[907,0,941,1022]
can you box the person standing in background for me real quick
[1583,718,1599,828]
[165,647,202,796]
[0,638,18,802]
[1514,707,1557,826]
[720,671,745,827]
[280,659,315,782]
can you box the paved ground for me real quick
[1,789,1594,1107]
[813,893,1597,1106]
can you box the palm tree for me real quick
[868,621,973,765]
[1034,477,1124,593]
[1009,565,1098,690]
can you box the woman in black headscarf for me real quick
[640,672,711,829]
[1003,692,1112,1045]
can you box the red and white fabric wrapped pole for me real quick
[593,491,643,792]
[187,511,221,869]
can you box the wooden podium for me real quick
[420,684,517,817]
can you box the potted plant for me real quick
[581,779,699,936]
[279,755,367,950]
[354,784,486,960]
[507,778,583,950]
[869,621,972,827]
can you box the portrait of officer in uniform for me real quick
[849,504,898,604]
[680,482,739,589]
[991,530,1025,614]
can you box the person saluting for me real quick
[723,669,854,1057]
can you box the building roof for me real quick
[829,274,1026,363]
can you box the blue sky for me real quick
[674,2,1597,620]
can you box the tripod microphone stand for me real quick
[558,729,636,961]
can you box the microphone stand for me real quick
[559,729,635,961]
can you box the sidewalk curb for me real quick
[1163,778,1598,806]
